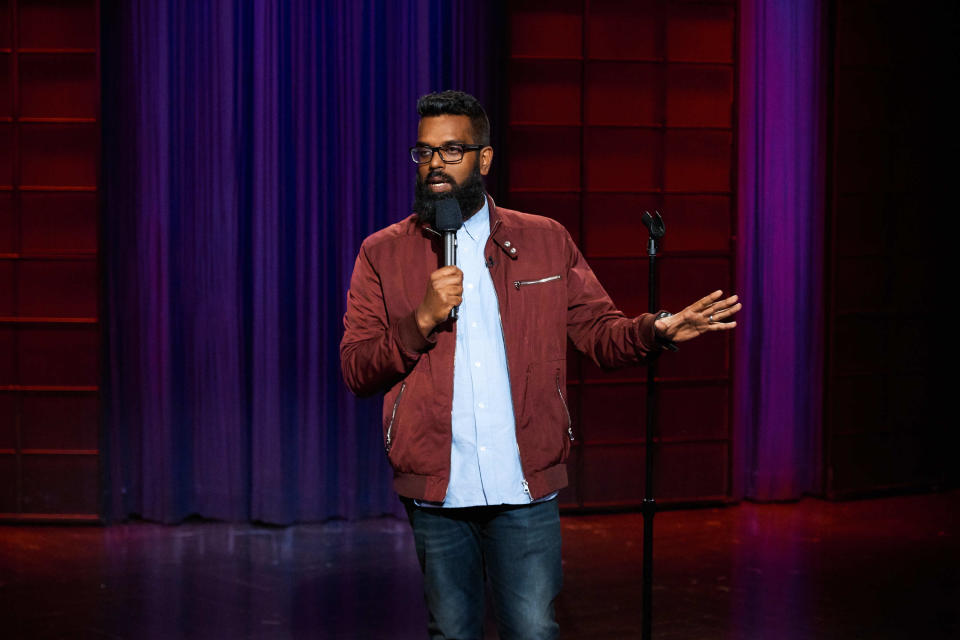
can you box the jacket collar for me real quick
[418,194,518,260]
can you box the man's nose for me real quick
[429,149,446,170]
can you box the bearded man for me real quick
[340,90,740,640]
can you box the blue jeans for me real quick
[403,497,562,640]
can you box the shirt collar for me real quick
[459,197,489,243]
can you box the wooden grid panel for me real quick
[0,0,100,522]
[504,0,737,508]
[824,1,940,497]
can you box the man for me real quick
[340,90,740,640]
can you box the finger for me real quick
[434,275,464,290]
[433,265,462,278]
[697,290,724,311]
[709,320,736,330]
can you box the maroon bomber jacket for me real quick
[340,195,664,503]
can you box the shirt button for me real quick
[480,446,487,452]
[478,402,485,409]
[471,322,478,328]
[474,361,481,368]
[466,283,474,289]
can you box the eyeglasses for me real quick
[409,143,485,165]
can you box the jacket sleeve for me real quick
[340,242,436,397]
[563,231,663,369]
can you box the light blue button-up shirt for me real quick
[440,199,532,508]
[416,199,557,509]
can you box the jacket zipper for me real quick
[385,381,406,453]
[556,371,574,441]
[488,229,533,500]
[514,274,561,290]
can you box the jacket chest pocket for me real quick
[514,274,561,290]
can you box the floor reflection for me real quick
[0,492,956,639]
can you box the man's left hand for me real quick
[655,290,741,343]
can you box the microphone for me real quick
[435,198,463,320]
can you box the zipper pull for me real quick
[521,480,531,497]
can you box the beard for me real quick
[413,164,487,225]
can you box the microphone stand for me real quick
[640,211,666,640]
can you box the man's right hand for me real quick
[415,266,464,338]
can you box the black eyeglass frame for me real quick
[409,143,486,165]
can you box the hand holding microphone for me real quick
[415,199,463,338]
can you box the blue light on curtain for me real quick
[101,0,500,524]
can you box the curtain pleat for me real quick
[734,0,826,501]
[102,0,498,524]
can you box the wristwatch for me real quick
[654,311,679,352]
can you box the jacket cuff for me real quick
[396,309,436,356]
[636,311,674,354]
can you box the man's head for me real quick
[411,91,493,224]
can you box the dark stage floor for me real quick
[1,491,957,639]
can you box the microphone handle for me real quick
[444,231,459,320]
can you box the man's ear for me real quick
[479,147,494,176]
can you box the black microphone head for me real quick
[435,198,463,232]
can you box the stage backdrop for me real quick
[101,0,501,524]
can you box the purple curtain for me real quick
[734,0,826,501]
[101,0,500,524]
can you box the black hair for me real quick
[416,90,490,146]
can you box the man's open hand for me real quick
[655,290,741,343]
[415,266,464,337]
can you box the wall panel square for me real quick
[829,375,885,435]
[664,129,731,192]
[657,332,728,381]
[18,0,97,50]
[0,455,16,512]
[0,123,12,186]
[666,64,733,127]
[836,256,887,312]
[0,0,10,48]
[580,383,645,442]
[659,384,728,440]
[19,122,97,187]
[666,3,734,63]
[0,192,14,252]
[0,52,11,117]
[655,442,727,499]
[581,444,645,503]
[509,60,581,125]
[20,191,97,253]
[0,327,14,385]
[16,326,98,386]
[585,62,660,126]
[835,193,889,255]
[584,127,660,191]
[17,258,97,317]
[832,315,887,375]
[21,392,97,449]
[587,0,658,60]
[507,126,581,190]
[583,193,662,258]
[0,393,16,449]
[20,454,98,513]
[659,256,730,313]
[0,259,13,314]
[660,195,731,252]
[510,0,582,59]
[18,52,97,118]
